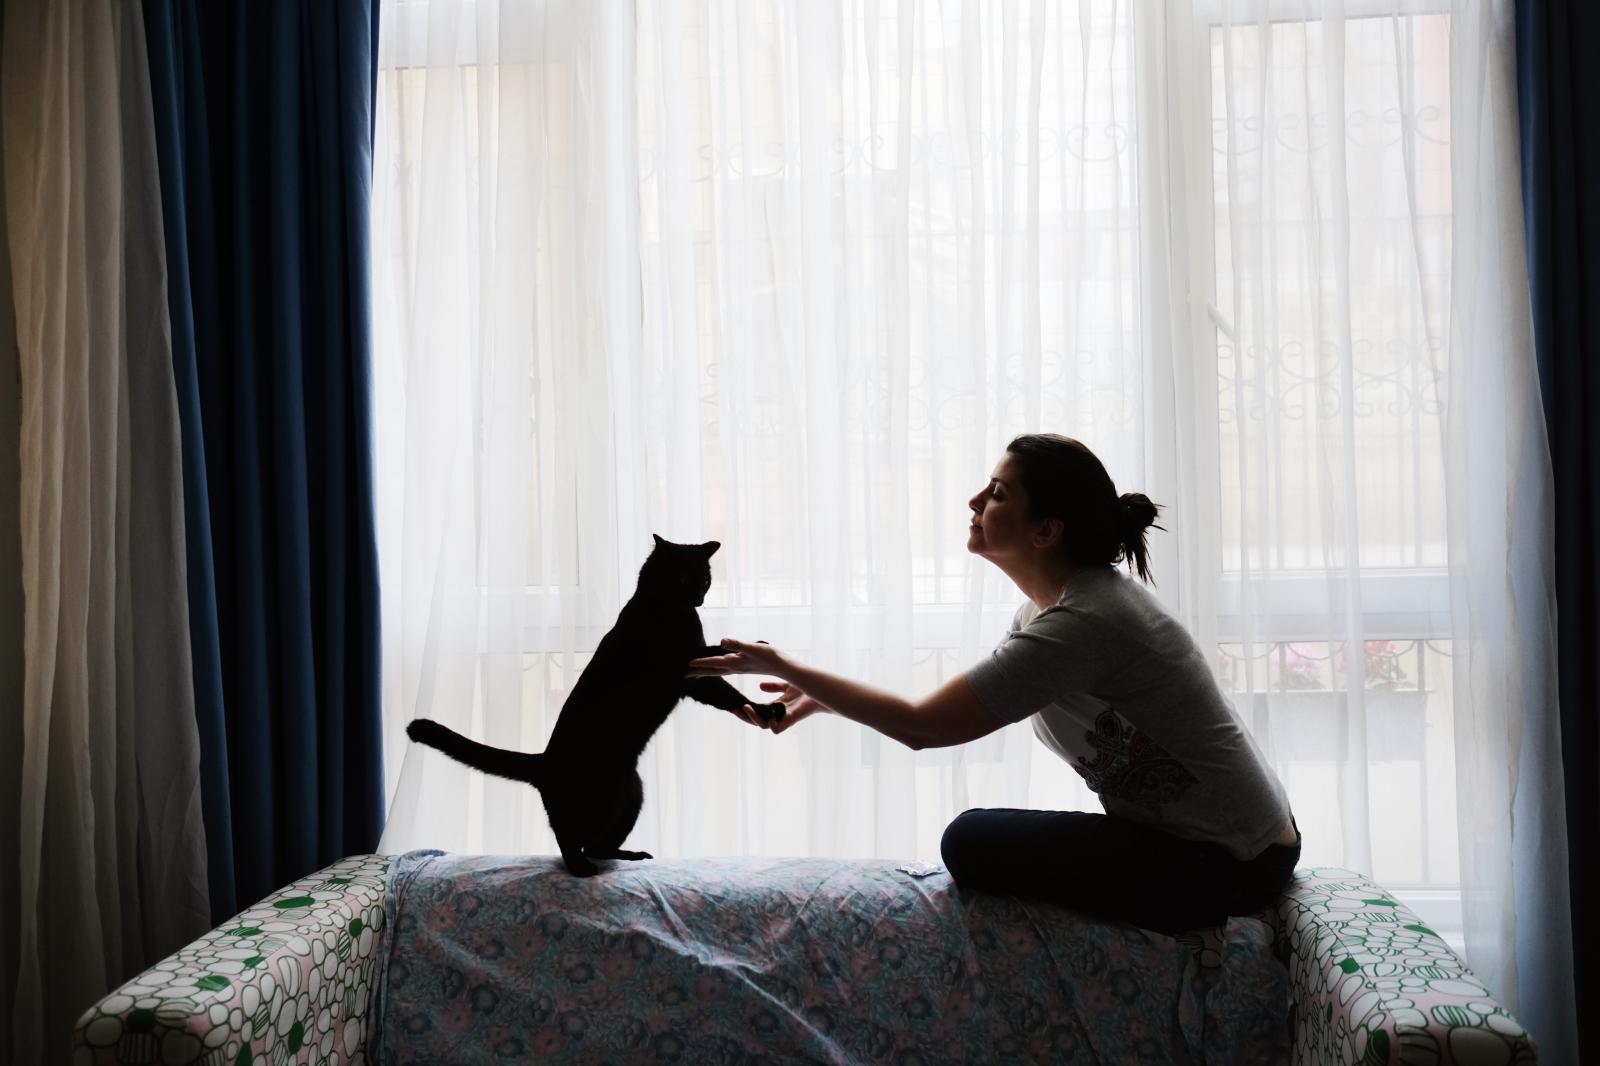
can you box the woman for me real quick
[688,433,1299,935]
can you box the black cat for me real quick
[406,535,784,876]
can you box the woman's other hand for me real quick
[756,679,825,734]
[686,637,790,679]
[691,640,821,734]
[724,679,825,733]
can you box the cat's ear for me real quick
[701,540,721,557]
[652,533,667,549]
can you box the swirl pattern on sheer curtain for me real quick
[370,1,1571,1050]
[373,0,1137,865]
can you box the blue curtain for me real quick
[1515,3,1597,1062]
[142,0,385,921]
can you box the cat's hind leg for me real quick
[541,786,600,877]
[585,771,651,861]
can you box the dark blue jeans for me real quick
[940,808,1302,935]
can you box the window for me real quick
[1200,7,1460,943]
[374,4,1476,919]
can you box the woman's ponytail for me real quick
[1116,492,1163,584]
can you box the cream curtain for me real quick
[1,0,209,1059]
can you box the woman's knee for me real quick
[940,808,990,879]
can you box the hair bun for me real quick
[1113,492,1164,584]
[1119,492,1161,533]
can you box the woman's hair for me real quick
[1003,433,1164,583]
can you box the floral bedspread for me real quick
[371,851,1289,1064]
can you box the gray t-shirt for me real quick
[965,565,1290,860]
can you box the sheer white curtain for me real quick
[374,0,1133,863]
[627,0,1144,856]
[2,0,210,1060]
[372,0,1573,1051]
[371,0,645,857]
[1438,3,1571,1054]
[1142,0,1573,1054]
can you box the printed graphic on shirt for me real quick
[1072,709,1199,812]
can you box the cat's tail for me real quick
[406,719,547,786]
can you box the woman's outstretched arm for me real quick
[687,638,1004,750]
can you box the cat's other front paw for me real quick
[754,701,787,723]
[585,848,653,861]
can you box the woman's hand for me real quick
[690,639,823,733]
[753,679,826,734]
[686,637,791,680]
[699,640,1005,750]
[693,640,1000,750]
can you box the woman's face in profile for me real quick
[967,455,1038,560]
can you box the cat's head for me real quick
[638,534,720,606]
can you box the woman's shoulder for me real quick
[1049,566,1193,644]
[1011,567,1165,639]
[1053,564,1138,613]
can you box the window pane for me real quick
[1220,639,1460,887]
[1210,14,1452,572]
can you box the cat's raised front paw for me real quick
[754,701,787,723]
